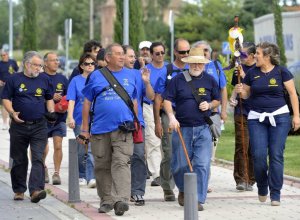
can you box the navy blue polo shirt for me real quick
[231,63,256,116]
[0,59,19,82]
[162,72,220,127]
[244,65,293,113]
[46,73,69,123]
[1,72,54,121]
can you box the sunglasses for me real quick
[177,50,190,55]
[154,51,165,56]
[83,62,96,66]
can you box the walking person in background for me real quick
[235,42,300,206]
[123,45,154,206]
[1,51,55,203]
[0,50,19,130]
[43,52,69,185]
[67,53,96,188]
[230,42,256,191]
[134,41,152,69]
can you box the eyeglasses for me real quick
[83,62,96,66]
[203,48,210,52]
[177,50,190,55]
[29,62,43,68]
[154,51,165,56]
[48,59,59,62]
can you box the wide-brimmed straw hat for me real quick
[181,47,210,64]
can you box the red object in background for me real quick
[55,95,68,113]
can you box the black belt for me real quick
[143,101,151,105]
[22,118,44,125]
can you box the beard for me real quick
[189,69,202,77]
[30,72,39,78]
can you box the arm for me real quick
[67,100,76,128]
[46,99,55,113]
[220,87,228,121]
[141,67,155,100]
[80,98,91,140]
[2,99,24,123]
[133,99,138,118]
[163,99,180,131]
[153,93,163,138]
[284,79,300,131]
[199,100,220,111]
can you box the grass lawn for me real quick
[216,113,300,178]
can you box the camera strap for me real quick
[99,67,139,123]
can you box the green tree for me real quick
[272,0,287,66]
[114,0,145,51]
[23,0,37,53]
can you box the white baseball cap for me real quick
[138,41,152,50]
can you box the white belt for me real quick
[248,105,289,127]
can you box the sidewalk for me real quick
[0,122,300,220]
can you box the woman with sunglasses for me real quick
[235,42,300,206]
[67,53,96,188]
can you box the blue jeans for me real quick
[171,125,212,204]
[131,128,147,196]
[248,113,291,201]
[73,125,95,182]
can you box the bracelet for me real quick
[81,130,89,133]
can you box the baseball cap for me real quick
[55,96,68,113]
[138,41,152,50]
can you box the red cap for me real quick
[55,96,68,113]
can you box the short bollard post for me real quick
[68,138,80,203]
[184,173,198,220]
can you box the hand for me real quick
[155,122,163,139]
[77,132,90,145]
[0,80,5,86]
[168,113,180,131]
[292,116,300,131]
[10,112,24,123]
[53,93,62,102]
[199,101,210,111]
[229,97,238,107]
[141,67,150,84]
[221,110,227,122]
[235,83,244,94]
[138,57,145,68]
[68,118,75,129]
[44,112,57,123]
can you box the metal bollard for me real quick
[68,138,81,203]
[184,173,198,220]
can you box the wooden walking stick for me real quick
[177,127,193,172]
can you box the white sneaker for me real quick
[79,178,87,186]
[87,179,96,188]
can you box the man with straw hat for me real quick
[162,47,220,211]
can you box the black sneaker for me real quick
[163,190,175,201]
[151,177,160,186]
[131,195,145,206]
[98,204,113,213]
[114,201,129,216]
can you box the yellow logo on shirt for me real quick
[9,65,14,74]
[56,83,63,92]
[198,88,206,95]
[269,78,278,87]
[35,88,43,96]
[19,83,27,92]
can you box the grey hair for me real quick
[256,42,280,65]
[23,51,42,66]
[191,40,212,53]
[105,43,123,56]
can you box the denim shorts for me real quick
[47,121,67,137]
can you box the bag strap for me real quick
[100,67,139,122]
[183,71,202,104]
[213,60,221,89]
[166,63,188,85]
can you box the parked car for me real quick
[64,60,79,79]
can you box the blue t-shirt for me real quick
[1,72,54,121]
[131,68,145,127]
[244,65,293,113]
[143,63,167,104]
[0,59,19,82]
[47,73,69,123]
[231,63,256,116]
[66,75,86,125]
[82,68,137,134]
[162,72,220,127]
[205,61,227,89]
[155,63,189,94]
